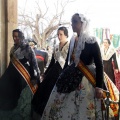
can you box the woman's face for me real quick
[13,32,21,45]
[57,30,67,42]
[71,14,82,34]
[103,39,110,48]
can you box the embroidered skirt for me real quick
[41,76,103,120]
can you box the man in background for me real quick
[29,41,48,80]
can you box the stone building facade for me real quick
[0,0,17,75]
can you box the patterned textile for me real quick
[32,62,62,116]
[54,41,69,68]
[41,76,103,120]
[10,42,40,80]
[56,63,83,93]
[104,72,119,117]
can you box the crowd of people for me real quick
[0,13,119,120]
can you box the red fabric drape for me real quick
[112,61,120,91]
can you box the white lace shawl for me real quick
[68,13,96,66]
[54,41,69,68]
[68,34,96,66]
[101,46,115,60]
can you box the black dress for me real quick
[0,43,40,120]
[31,42,69,116]
[103,53,118,84]
[101,46,118,84]
[0,60,30,110]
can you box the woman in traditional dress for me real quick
[101,38,119,84]
[41,13,104,120]
[0,29,40,120]
[31,26,69,120]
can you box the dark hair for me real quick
[72,13,83,22]
[74,13,79,17]
[57,26,68,38]
[104,38,111,45]
[12,29,25,39]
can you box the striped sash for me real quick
[77,60,119,117]
[104,72,119,116]
[11,54,38,94]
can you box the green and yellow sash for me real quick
[11,54,38,94]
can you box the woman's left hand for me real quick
[95,87,103,99]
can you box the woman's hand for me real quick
[40,74,45,82]
[95,87,103,99]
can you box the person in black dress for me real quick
[0,29,40,120]
[31,26,69,120]
[101,38,118,84]
[41,13,104,120]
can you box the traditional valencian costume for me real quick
[32,40,69,117]
[41,36,104,120]
[41,14,119,120]
[0,40,40,120]
[101,45,118,84]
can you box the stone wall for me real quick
[0,0,17,75]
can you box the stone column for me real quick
[0,0,17,75]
